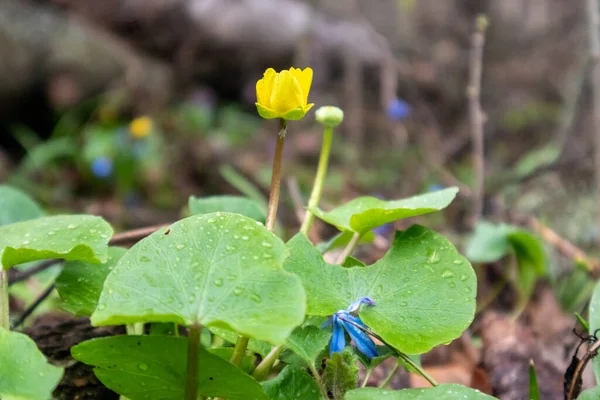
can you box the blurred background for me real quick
[2,0,600,398]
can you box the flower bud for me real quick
[315,106,344,127]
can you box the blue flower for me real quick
[323,297,378,358]
[387,98,411,121]
[91,156,113,178]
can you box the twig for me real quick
[466,15,488,226]
[108,223,170,246]
[565,336,600,400]
[8,259,60,286]
[587,0,600,238]
[12,283,55,329]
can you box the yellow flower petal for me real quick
[256,68,277,108]
[270,70,304,115]
[290,67,313,106]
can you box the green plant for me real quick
[0,67,490,399]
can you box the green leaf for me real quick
[316,231,375,254]
[578,386,600,400]
[71,335,267,400]
[355,346,396,369]
[343,256,366,268]
[91,213,306,344]
[285,325,331,367]
[0,328,64,400]
[262,365,321,400]
[209,326,272,357]
[529,360,540,400]
[284,227,476,354]
[0,215,113,269]
[189,195,266,223]
[310,188,458,235]
[589,280,600,383]
[322,347,359,400]
[465,222,515,263]
[345,384,498,399]
[0,185,44,227]
[55,247,126,316]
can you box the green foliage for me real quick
[262,365,321,400]
[0,185,45,227]
[55,247,126,316]
[91,213,306,344]
[285,325,331,367]
[189,195,266,223]
[466,221,546,304]
[310,188,458,235]
[0,215,112,269]
[322,348,359,400]
[529,361,540,400]
[284,227,476,354]
[0,328,63,400]
[316,231,376,253]
[72,335,267,400]
[346,384,498,399]
[578,386,600,400]
[589,280,600,383]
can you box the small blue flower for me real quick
[323,297,378,358]
[387,98,411,121]
[91,156,113,178]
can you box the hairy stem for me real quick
[185,323,202,400]
[336,232,361,264]
[234,119,287,366]
[309,364,329,400]
[252,345,284,380]
[1,270,9,330]
[300,126,334,235]
[265,119,287,231]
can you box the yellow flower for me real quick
[255,67,314,120]
[129,116,153,139]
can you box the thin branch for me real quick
[8,259,60,286]
[587,0,600,238]
[565,337,600,400]
[109,223,170,246]
[466,15,488,226]
[12,283,55,329]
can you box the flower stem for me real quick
[233,119,287,367]
[378,361,400,388]
[360,368,373,388]
[309,364,329,399]
[265,119,287,231]
[230,335,250,366]
[336,232,361,264]
[185,322,202,400]
[300,126,334,236]
[252,344,284,380]
[396,353,438,387]
[1,270,9,330]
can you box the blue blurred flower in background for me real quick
[323,297,378,358]
[387,97,412,121]
[427,184,446,192]
[91,156,113,178]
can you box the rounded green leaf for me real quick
[189,195,266,223]
[0,215,113,269]
[262,365,321,400]
[285,325,331,366]
[309,188,458,235]
[284,226,476,354]
[0,328,63,400]
[345,384,497,399]
[465,222,515,263]
[55,247,127,316]
[71,335,267,400]
[91,213,306,344]
[589,280,600,383]
[0,185,44,227]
